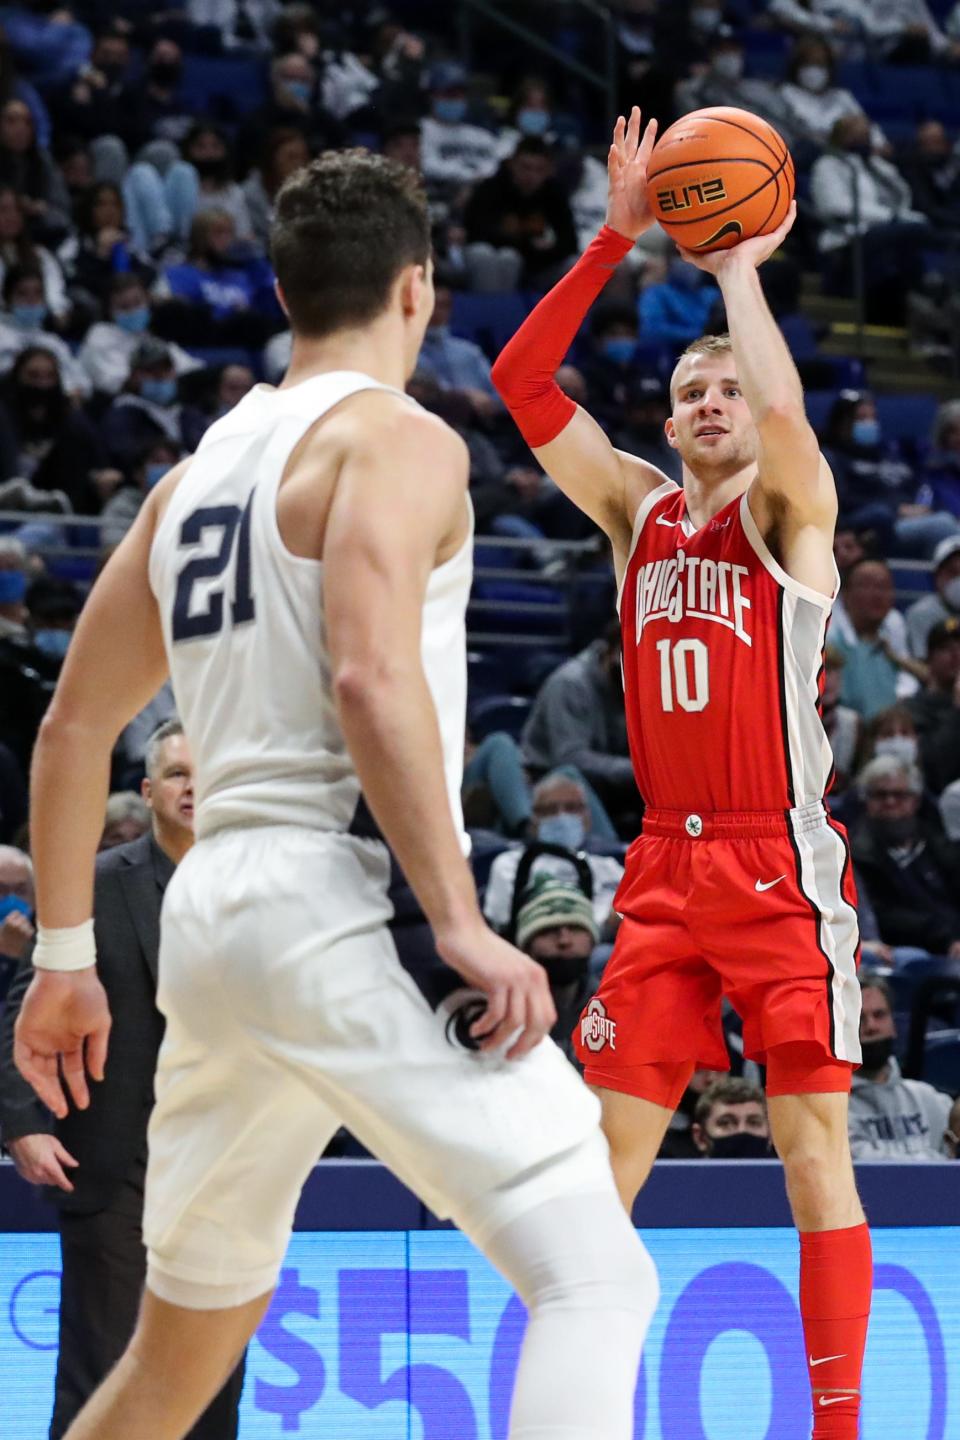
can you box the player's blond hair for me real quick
[669,333,734,407]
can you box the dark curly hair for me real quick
[270,148,431,339]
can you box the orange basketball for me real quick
[647,106,794,252]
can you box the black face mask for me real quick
[537,952,590,988]
[193,156,228,181]
[15,382,65,430]
[872,816,917,847]
[149,61,181,89]
[708,1132,773,1159]
[99,62,127,84]
[859,1036,895,1072]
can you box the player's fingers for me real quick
[61,1046,90,1111]
[506,991,538,1060]
[481,981,526,1054]
[638,115,658,163]
[625,104,641,156]
[472,985,506,1041]
[15,1045,68,1119]
[52,1139,79,1167]
[613,113,626,157]
[86,1020,110,1082]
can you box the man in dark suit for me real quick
[0,719,246,1440]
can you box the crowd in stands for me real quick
[1,0,960,1163]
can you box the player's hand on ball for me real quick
[13,968,111,1118]
[606,105,659,241]
[437,923,557,1060]
[677,200,797,276]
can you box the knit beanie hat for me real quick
[515,875,599,950]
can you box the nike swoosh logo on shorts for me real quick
[810,1353,847,1367]
[755,874,787,892]
[655,515,680,526]
[818,1395,855,1407]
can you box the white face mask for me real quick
[874,735,919,766]
[797,64,829,93]
[943,576,960,610]
[712,52,743,82]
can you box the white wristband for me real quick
[33,919,97,973]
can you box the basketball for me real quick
[647,106,794,253]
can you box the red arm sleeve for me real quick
[490,225,635,449]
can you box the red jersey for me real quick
[618,480,837,813]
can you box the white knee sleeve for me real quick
[482,1187,659,1440]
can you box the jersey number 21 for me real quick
[172,491,256,642]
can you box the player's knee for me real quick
[530,1209,659,1335]
[781,1145,848,1217]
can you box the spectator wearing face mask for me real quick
[851,755,960,957]
[907,618,960,742]
[818,390,959,559]
[858,704,922,778]
[483,773,624,937]
[0,346,107,513]
[849,976,953,1162]
[420,61,501,191]
[170,123,255,247]
[0,841,32,999]
[101,337,198,471]
[100,438,180,550]
[25,575,81,667]
[242,127,311,256]
[237,52,342,165]
[514,875,601,1065]
[907,536,960,660]
[780,37,888,155]
[674,38,799,150]
[579,306,641,431]
[637,258,722,349]
[690,1078,774,1159]
[79,275,199,398]
[116,39,196,153]
[0,263,89,398]
[496,76,580,161]
[0,183,68,320]
[0,97,71,244]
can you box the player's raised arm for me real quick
[678,203,837,539]
[14,473,179,1117]
[324,400,555,1058]
[491,107,668,556]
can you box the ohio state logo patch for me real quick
[580,997,617,1053]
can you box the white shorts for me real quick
[143,826,605,1309]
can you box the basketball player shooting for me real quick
[12,151,659,1440]
[492,108,872,1440]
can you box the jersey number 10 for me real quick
[172,491,256,642]
[656,638,710,713]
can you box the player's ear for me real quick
[141,775,152,806]
[402,262,429,320]
[691,1123,709,1154]
[665,415,679,450]
[274,280,289,319]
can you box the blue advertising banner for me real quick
[2,1226,957,1438]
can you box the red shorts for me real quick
[574,805,862,1100]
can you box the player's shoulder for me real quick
[315,389,468,479]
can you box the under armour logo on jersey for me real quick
[580,997,616,1053]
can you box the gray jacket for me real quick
[521,641,634,789]
[849,1057,952,1161]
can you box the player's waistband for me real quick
[642,801,829,841]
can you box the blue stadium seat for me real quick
[180,54,267,119]
[922,1029,960,1094]
[780,312,818,360]
[468,694,532,741]
[803,389,839,435]
[874,393,939,444]
[451,292,530,360]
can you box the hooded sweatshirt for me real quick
[849,1057,952,1161]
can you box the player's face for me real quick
[666,355,758,477]
[144,734,195,835]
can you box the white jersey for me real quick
[149,370,472,846]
